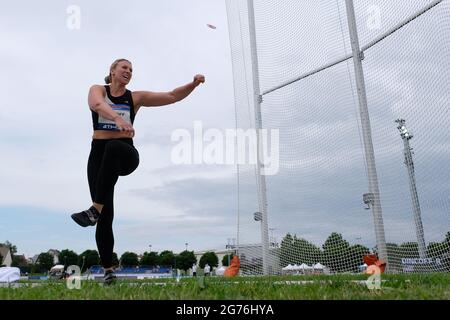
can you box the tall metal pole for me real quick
[395,119,427,258]
[345,0,388,263]
[247,0,270,275]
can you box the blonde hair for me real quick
[104,58,132,84]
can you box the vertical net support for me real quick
[246,0,271,276]
[345,0,388,264]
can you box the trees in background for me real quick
[280,231,450,273]
[280,232,370,273]
[6,230,450,275]
[158,250,176,268]
[222,253,234,267]
[176,250,197,272]
[78,250,100,272]
[199,251,218,269]
[140,251,158,267]
[120,252,139,267]
[58,249,79,267]
[36,252,54,273]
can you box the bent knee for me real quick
[119,156,139,176]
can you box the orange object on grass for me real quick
[363,254,378,266]
[363,254,386,273]
[224,256,240,277]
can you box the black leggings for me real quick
[87,138,139,268]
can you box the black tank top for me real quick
[92,85,135,131]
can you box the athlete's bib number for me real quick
[98,104,131,130]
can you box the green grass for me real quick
[1,273,449,300]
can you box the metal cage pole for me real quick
[247,0,270,275]
[345,0,388,263]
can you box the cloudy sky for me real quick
[0,0,238,257]
[1,0,449,259]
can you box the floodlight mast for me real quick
[395,119,427,258]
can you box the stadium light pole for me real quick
[395,119,427,258]
[247,0,271,276]
[345,0,388,265]
[269,228,277,247]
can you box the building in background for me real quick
[0,245,12,267]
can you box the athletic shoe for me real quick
[104,270,117,286]
[71,206,100,227]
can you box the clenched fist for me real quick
[193,74,205,87]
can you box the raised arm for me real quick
[133,74,205,112]
[88,85,134,136]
